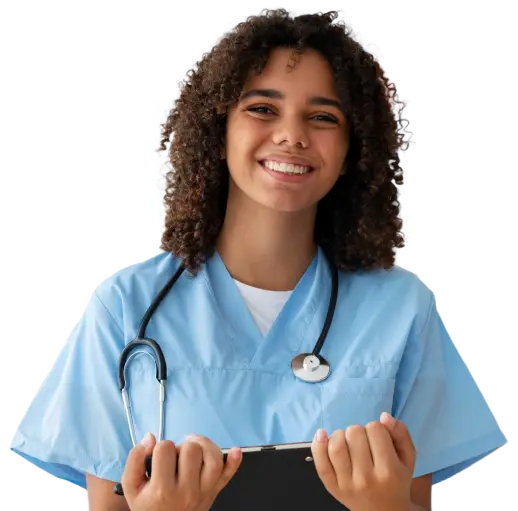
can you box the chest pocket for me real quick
[320,376,396,431]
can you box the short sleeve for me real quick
[10,289,131,489]
[392,292,507,484]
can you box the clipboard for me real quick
[212,442,350,510]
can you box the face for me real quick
[224,47,349,214]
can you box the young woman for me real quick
[11,9,506,511]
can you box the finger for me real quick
[178,439,203,493]
[184,435,225,493]
[122,435,155,499]
[141,432,157,455]
[345,425,373,480]
[141,433,157,479]
[327,429,352,491]
[311,429,339,496]
[213,447,243,494]
[380,413,416,470]
[364,421,399,471]
[151,440,179,490]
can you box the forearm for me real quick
[410,503,430,511]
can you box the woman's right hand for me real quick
[121,433,242,511]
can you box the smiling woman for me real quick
[10,8,506,511]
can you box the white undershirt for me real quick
[233,279,293,337]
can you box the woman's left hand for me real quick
[311,413,416,511]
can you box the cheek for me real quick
[226,118,264,158]
[319,133,347,163]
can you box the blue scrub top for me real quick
[10,247,507,489]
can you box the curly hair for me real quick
[157,9,411,274]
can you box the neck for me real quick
[216,189,317,291]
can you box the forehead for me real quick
[242,47,339,98]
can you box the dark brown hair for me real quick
[157,9,410,274]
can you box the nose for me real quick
[271,115,309,149]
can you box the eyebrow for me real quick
[239,88,344,113]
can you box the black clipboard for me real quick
[211,442,350,510]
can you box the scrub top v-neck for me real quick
[203,247,334,374]
[233,279,292,338]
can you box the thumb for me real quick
[380,413,416,470]
[121,433,156,498]
[141,431,157,457]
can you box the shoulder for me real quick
[92,250,181,318]
[338,263,435,334]
[340,263,433,300]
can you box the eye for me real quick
[247,106,338,124]
[312,114,339,124]
[247,106,274,115]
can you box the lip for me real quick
[258,161,315,183]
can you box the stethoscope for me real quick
[114,258,338,495]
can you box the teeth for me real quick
[263,160,312,174]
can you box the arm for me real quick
[410,473,432,511]
[86,473,130,511]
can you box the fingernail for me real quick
[231,448,242,460]
[380,412,396,428]
[314,429,328,443]
[141,432,152,447]
[184,434,199,443]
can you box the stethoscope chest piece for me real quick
[291,353,331,383]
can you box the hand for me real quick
[121,432,243,511]
[311,412,416,511]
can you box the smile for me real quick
[259,160,315,175]
[258,160,315,183]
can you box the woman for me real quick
[10,9,506,511]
